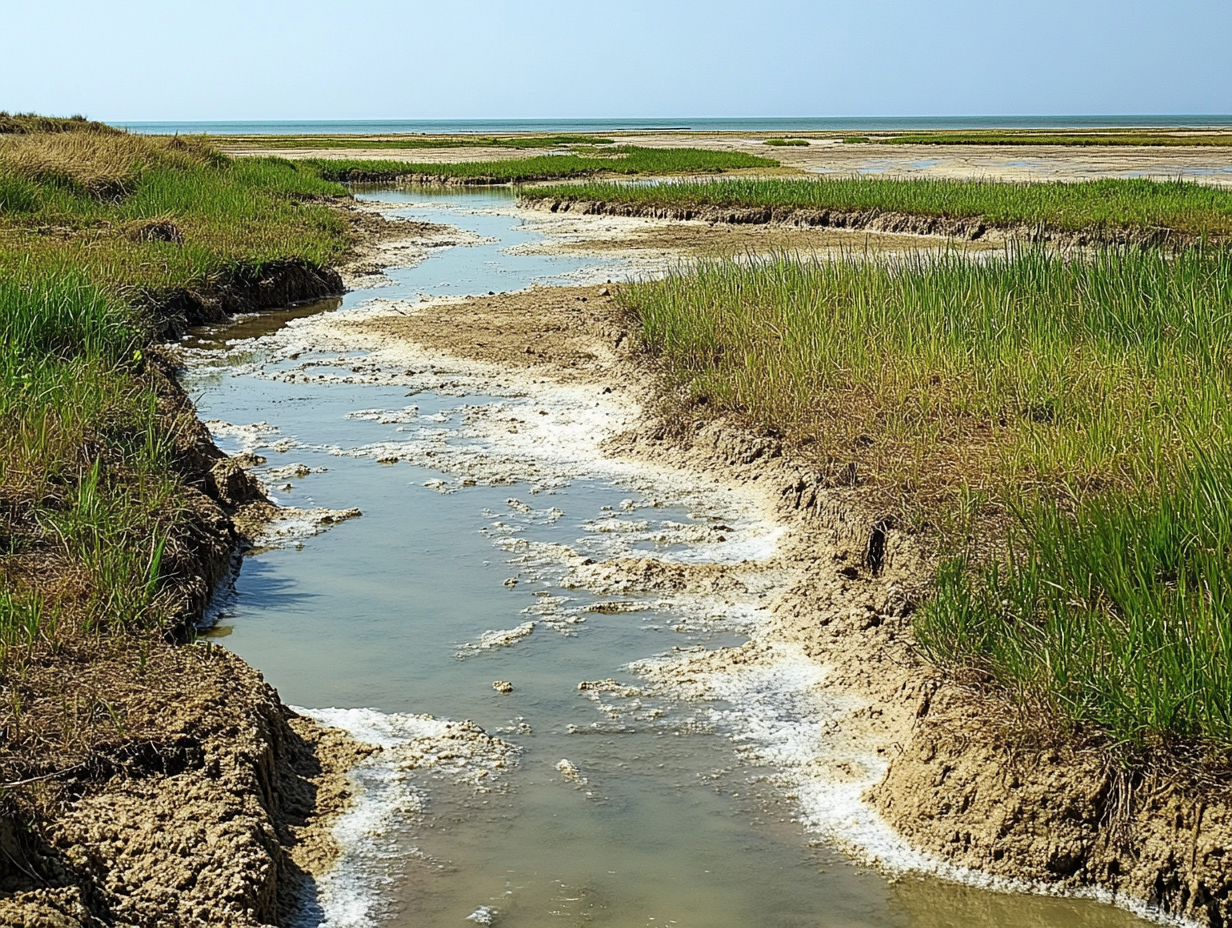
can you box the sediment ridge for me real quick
[521,195,1189,247]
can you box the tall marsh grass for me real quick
[528,176,1232,238]
[622,246,1232,752]
[919,446,1232,751]
[0,271,176,663]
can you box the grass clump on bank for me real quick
[0,270,175,667]
[0,131,350,670]
[0,132,349,295]
[305,146,777,183]
[620,244,1232,758]
[764,138,809,146]
[526,175,1232,239]
[919,449,1232,752]
[0,111,121,136]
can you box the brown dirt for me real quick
[533,212,1001,258]
[0,643,370,928]
[351,284,632,382]
[339,281,1232,926]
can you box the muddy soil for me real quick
[521,211,1002,258]
[347,283,1232,926]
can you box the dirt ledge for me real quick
[871,685,1232,926]
[521,195,1192,248]
[0,243,392,927]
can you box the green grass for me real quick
[764,138,809,147]
[0,134,349,295]
[305,146,777,183]
[525,175,1232,239]
[885,131,1232,147]
[221,134,615,150]
[0,131,352,668]
[0,269,175,667]
[919,446,1232,752]
[619,245,1232,756]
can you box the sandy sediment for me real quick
[347,280,1232,926]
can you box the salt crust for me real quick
[286,707,515,928]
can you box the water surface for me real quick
[187,188,1158,928]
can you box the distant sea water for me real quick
[118,116,1232,135]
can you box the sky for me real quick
[3,0,1230,121]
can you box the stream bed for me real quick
[184,189,1157,928]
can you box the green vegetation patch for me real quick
[619,245,1232,756]
[920,450,1232,753]
[526,175,1232,239]
[0,111,120,136]
[885,131,1232,147]
[764,138,809,147]
[306,146,777,183]
[224,134,615,150]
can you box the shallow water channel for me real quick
[185,189,1155,928]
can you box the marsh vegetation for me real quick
[306,146,776,183]
[0,130,349,685]
[526,175,1232,240]
[618,237,1232,762]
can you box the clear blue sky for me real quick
[4,0,1230,120]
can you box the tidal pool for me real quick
[185,188,1158,928]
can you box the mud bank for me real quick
[0,651,369,928]
[0,354,370,927]
[522,195,1193,248]
[355,282,1232,926]
[0,197,451,927]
